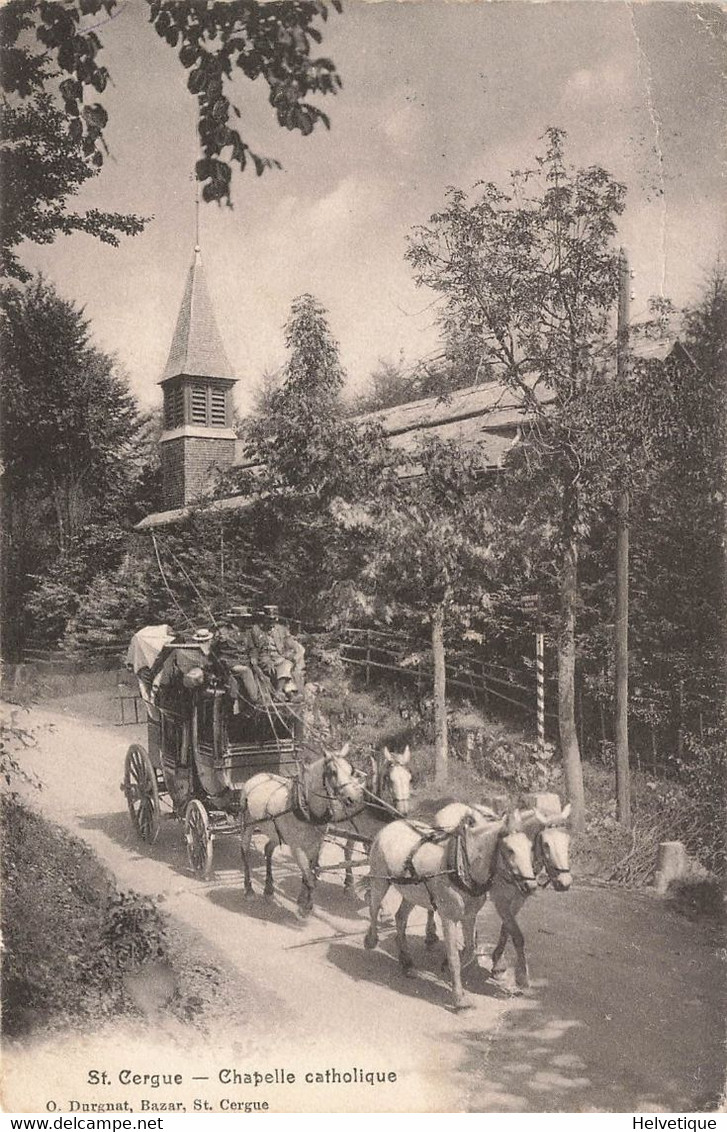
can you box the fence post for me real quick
[365,629,371,686]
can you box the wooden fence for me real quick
[336,625,558,728]
[18,624,556,735]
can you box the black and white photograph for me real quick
[1,0,725,1116]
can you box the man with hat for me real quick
[257,605,306,698]
[212,606,267,705]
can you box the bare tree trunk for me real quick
[431,602,448,788]
[615,488,631,828]
[559,483,586,831]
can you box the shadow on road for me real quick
[441,887,726,1113]
[326,935,513,1013]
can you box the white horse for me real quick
[364,810,537,1009]
[427,800,572,988]
[337,746,413,891]
[240,744,365,917]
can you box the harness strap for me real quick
[447,829,493,899]
[401,828,450,880]
[292,775,312,823]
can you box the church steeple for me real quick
[161,246,234,385]
[159,244,238,509]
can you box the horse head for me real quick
[491,809,539,896]
[533,802,572,890]
[322,742,365,810]
[380,746,412,816]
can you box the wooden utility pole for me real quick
[615,248,631,828]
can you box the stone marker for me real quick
[654,840,689,894]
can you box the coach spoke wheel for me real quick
[185,799,213,878]
[124,744,161,845]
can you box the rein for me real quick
[361,784,407,821]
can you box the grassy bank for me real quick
[0,795,246,1039]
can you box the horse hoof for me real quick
[452,996,475,1012]
[243,889,255,902]
[401,964,416,979]
[363,931,377,950]
[264,884,275,898]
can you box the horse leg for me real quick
[442,916,471,1010]
[343,840,355,892]
[364,877,389,950]
[490,922,510,976]
[461,908,478,970]
[291,845,317,918]
[394,898,416,976]
[492,887,528,986]
[240,824,255,899]
[507,913,529,988]
[425,910,439,947]
[263,840,275,897]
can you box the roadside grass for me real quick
[0,796,242,1039]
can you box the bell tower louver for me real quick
[159,245,237,509]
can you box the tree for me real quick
[0,95,146,281]
[626,273,726,752]
[0,278,156,652]
[336,438,494,785]
[407,128,626,828]
[219,294,392,622]
[350,331,496,417]
[348,354,418,415]
[0,0,343,266]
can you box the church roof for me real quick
[160,247,234,383]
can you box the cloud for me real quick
[381,99,423,148]
[561,60,632,108]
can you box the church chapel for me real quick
[139,244,554,530]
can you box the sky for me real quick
[19,1,727,414]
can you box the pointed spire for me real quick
[160,247,234,382]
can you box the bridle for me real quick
[378,759,411,814]
[493,831,538,896]
[318,756,364,813]
[533,826,571,888]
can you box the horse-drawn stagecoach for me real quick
[121,621,572,1007]
[122,622,302,876]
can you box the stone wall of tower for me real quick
[161,435,236,510]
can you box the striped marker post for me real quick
[536,628,545,754]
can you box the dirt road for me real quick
[3,707,724,1113]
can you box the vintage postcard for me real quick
[1,0,724,1117]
